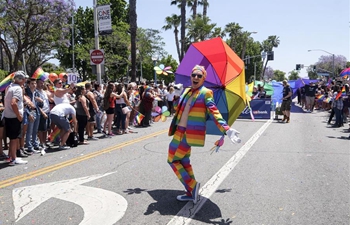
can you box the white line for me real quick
[167,120,273,225]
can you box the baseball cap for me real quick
[14,71,29,79]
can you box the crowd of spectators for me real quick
[0,71,180,166]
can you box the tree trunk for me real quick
[180,0,186,61]
[174,28,181,62]
[203,1,208,17]
[129,0,137,82]
[192,0,197,18]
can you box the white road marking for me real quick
[167,120,272,225]
[12,172,128,225]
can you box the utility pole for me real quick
[93,0,101,84]
[72,4,75,73]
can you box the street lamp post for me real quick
[151,55,158,85]
[308,49,335,77]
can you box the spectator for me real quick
[3,71,27,165]
[302,80,317,112]
[85,82,100,140]
[75,86,90,145]
[50,103,77,150]
[281,80,293,123]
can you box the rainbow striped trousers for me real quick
[168,126,197,195]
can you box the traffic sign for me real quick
[90,49,105,65]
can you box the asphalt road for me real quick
[0,105,349,225]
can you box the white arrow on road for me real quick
[12,172,127,225]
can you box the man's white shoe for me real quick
[9,158,28,166]
[41,149,46,156]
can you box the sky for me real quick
[73,0,350,78]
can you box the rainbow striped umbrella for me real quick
[175,37,246,135]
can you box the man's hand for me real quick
[226,128,241,144]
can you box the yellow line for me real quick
[0,129,168,189]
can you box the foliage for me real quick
[272,69,286,81]
[0,69,9,81]
[0,0,74,73]
[288,70,299,80]
[314,54,347,76]
[186,14,216,42]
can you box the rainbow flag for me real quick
[0,73,14,92]
[32,67,48,81]
[134,112,145,124]
[316,94,325,100]
[49,127,61,143]
[134,91,140,100]
[335,86,346,100]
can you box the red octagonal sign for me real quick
[90,49,104,65]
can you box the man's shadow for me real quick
[144,189,232,225]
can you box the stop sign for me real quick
[90,49,105,65]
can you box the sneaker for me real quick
[58,145,71,150]
[176,195,193,202]
[9,158,28,166]
[87,136,99,141]
[16,149,28,158]
[34,146,42,151]
[191,182,200,204]
[0,153,9,160]
[108,133,115,136]
[127,126,133,130]
[26,149,40,154]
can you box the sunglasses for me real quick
[191,73,203,79]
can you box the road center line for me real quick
[167,120,272,225]
[0,129,168,189]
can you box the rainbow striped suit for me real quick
[168,86,229,146]
[168,85,229,196]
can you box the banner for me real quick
[239,99,271,119]
[97,5,112,35]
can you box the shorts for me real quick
[105,107,114,115]
[50,114,70,132]
[38,112,49,131]
[305,96,315,106]
[4,117,21,140]
[280,99,292,111]
[88,110,96,122]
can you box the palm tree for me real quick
[129,0,137,82]
[198,0,209,17]
[187,15,216,42]
[261,35,280,80]
[163,14,181,62]
[224,22,242,52]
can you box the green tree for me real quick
[261,35,280,80]
[288,70,299,80]
[0,0,74,73]
[163,14,181,62]
[187,15,216,42]
[198,0,209,17]
[272,69,285,81]
[224,22,243,52]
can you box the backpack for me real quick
[66,132,78,147]
[103,98,110,110]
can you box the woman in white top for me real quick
[53,79,74,105]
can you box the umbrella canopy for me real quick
[175,37,246,134]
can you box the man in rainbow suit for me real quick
[168,65,236,204]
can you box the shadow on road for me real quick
[144,189,232,224]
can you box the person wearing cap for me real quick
[167,65,237,204]
[3,71,28,165]
[281,80,293,123]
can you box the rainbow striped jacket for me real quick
[168,86,229,147]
